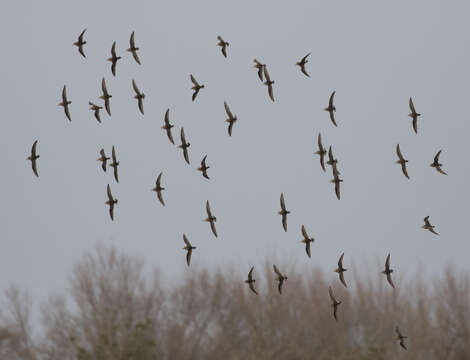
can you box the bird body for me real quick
[245,267,257,294]
[334,253,348,288]
[395,326,408,350]
[97,149,109,172]
[430,150,447,175]
[182,234,196,267]
[204,200,218,237]
[107,42,121,76]
[152,172,165,206]
[381,254,395,288]
[162,109,175,144]
[301,225,314,258]
[58,85,72,121]
[278,193,290,231]
[422,216,439,235]
[105,184,118,221]
[73,29,86,58]
[178,128,190,164]
[324,91,337,126]
[197,155,210,179]
[273,265,287,294]
[126,31,141,65]
[217,35,229,57]
[190,74,204,101]
[296,52,311,77]
[89,102,103,123]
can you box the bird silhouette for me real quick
[178,127,190,164]
[73,29,86,58]
[204,200,218,238]
[27,140,39,177]
[217,35,229,58]
[278,193,290,232]
[430,150,447,175]
[300,225,314,258]
[296,52,311,77]
[99,78,112,116]
[396,144,410,179]
[190,74,204,102]
[245,267,258,295]
[132,80,145,115]
[197,155,210,180]
[334,253,348,288]
[422,216,439,235]
[107,42,121,76]
[224,102,237,136]
[126,31,141,65]
[162,109,175,144]
[182,234,196,267]
[105,184,117,221]
[324,91,337,127]
[58,85,71,121]
[329,286,341,322]
[97,149,109,172]
[273,265,288,294]
[408,97,421,134]
[381,254,395,288]
[110,146,119,183]
[152,172,165,206]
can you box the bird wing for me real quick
[111,41,116,57]
[328,286,337,303]
[228,121,234,136]
[107,184,113,201]
[166,127,174,144]
[280,193,286,211]
[273,264,282,277]
[317,133,323,150]
[429,227,439,235]
[305,241,311,258]
[180,127,186,144]
[186,249,192,267]
[412,117,418,134]
[31,158,39,177]
[400,339,407,350]
[385,253,391,270]
[132,79,140,94]
[257,66,264,81]
[112,146,117,163]
[300,64,310,77]
[338,253,344,268]
[436,166,447,175]
[409,97,416,113]
[183,147,190,164]
[248,266,254,281]
[339,272,347,288]
[109,203,114,221]
[78,28,86,41]
[31,140,38,157]
[138,98,144,115]
[329,91,336,108]
[328,146,334,163]
[278,279,283,294]
[249,282,258,295]
[210,221,218,238]
[192,88,199,102]
[64,102,71,121]
[113,164,119,183]
[334,179,341,200]
[329,110,337,127]
[190,74,199,87]
[396,144,405,161]
[101,78,108,96]
[183,234,191,247]
[434,150,442,164]
[99,148,106,157]
[301,225,308,240]
[401,162,410,179]
[156,172,162,187]
[94,109,101,123]
[206,200,212,217]
[263,65,271,82]
[201,155,207,167]
[282,214,287,232]
[111,61,117,77]
[104,98,111,116]
[386,273,395,288]
[395,326,402,337]
[221,46,227,58]
[62,85,67,102]
[129,31,135,47]
[267,84,275,102]
[224,101,234,118]
[157,191,165,206]
[132,50,141,65]
[78,46,86,58]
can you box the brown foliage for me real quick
[1,246,469,359]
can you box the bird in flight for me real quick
[89,102,103,123]
[430,150,447,175]
[58,85,72,122]
[253,59,265,81]
[324,91,337,127]
[245,267,258,295]
[27,140,39,177]
[152,172,165,206]
[296,52,311,77]
[190,74,204,102]
[334,253,348,288]
[278,193,290,232]
[178,128,190,164]
[396,144,410,179]
[197,155,210,179]
[99,78,112,116]
[105,184,117,221]
[217,35,229,58]
[408,97,421,134]
[422,216,439,235]
[127,31,141,65]
[331,172,343,200]
[314,133,327,172]
[73,29,86,58]
[224,102,237,136]
[273,265,288,294]
[263,65,275,102]
[97,149,109,172]
[395,326,408,350]
[381,253,395,289]
[132,80,145,115]
[204,200,218,238]
[328,286,341,322]
[110,146,119,183]
[182,234,196,267]
[107,42,121,77]
[300,225,314,258]
[162,109,175,144]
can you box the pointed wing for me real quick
[328,286,337,303]
[31,158,39,177]
[206,200,212,217]
[305,241,311,258]
[301,225,308,240]
[409,97,416,114]
[278,279,283,294]
[111,41,116,57]
[129,31,135,47]
[112,146,117,163]
[221,46,227,58]
[396,144,405,161]
[101,78,108,96]
[249,282,258,295]
[386,273,395,288]
[263,65,271,82]
[273,264,282,277]
[183,147,190,164]
[338,253,344,268]
[138,98,144,115]
[400,339,407,350]
[109,203,114,221]
[78,45,86,58]
[300,64,310,77]
[395,326,402,337]
[247,266,254,281]
[62,85,67,102]
[334,178,341,200]
[224,102,234,118]
[186,249,192,267]
[436,166,447,175]
[31,140,38,157]
[180,127,186,144]
[210,221,218,238]
[132,51,141,65]
[111,61,117,77]
[328,146,334,163]
[78,28,86,41]
[329,91,336,108]
[280,193,286,211]
[385,253,391,270]
[257,66,263,81]
[401,162,410,179]
[183,234,191,247]
[339,272,347,288]
[267,84,275,102]
[429,227,439,235]
[317,133,323,151]
[434,150,442,164]
[156,172,162,188]
[132,79,140,95]
[104,98,111,116]
[329,110,337,127]
[190,74,199,87]
[107,184,113,201]
[192,88,199,102]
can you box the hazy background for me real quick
[1,0,469,305]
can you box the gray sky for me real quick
[2,0,469,302]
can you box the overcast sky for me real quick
[2,0,469,302]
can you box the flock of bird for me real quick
[25,29,449,352]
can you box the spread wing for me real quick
[112,146,117,163]
[180,127,186,144]
[282,214,287,232]
[132,79,140,95]
[328,286,337,303]
[221,45,227,58]
[436,166,447,175]
[111,61,117,76]
[300,63,310,77]
[386,273,395,288]
[267,84,275,102]
[385,253,391,270]
[183,147,190,164]
[183,234,191,247]
[111,41,117,57]
[273,264,282,277]
[328,109,337,127]
[401,162,410,179]
[138,98,144,115]
[62,85,67,103]
[109,203,114,221]
[129,31,135,47]
[278,279,283,294]
[301,225,308,240]
[31,158,39,177]
[280,193,286,211]
[192,88,199,102]
[334,179,341,200]
[190,74,199,87]
[224,102,234,118]
[412,117,418,134]
[206,200,212,217]
[339,272,347,288]
[248,266,254,281]
[31,140,38,157]
[328,146,334,163]
[186,249,192,267]
[396,326,402,337]
[434,150,442,164]
[157,190,165,206]
[396,144,404,161]
[101,78,108,96]
[263,65,271,82]
[338,253,344,268]
[107,184,113,201]
[409,97,416,114]
[249,282,258,295]
[305,241,311,258]
[132,51,141,65]
[317,133,323,151]
[210,220,218,238]
[78,28,86,41]
[329,91,336,108]
[113,164,119,183]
